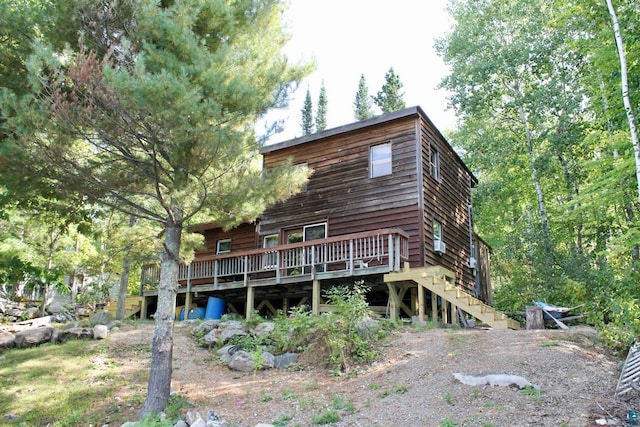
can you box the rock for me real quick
[0,330,16,349]
[254,424,275,427]
[274,352,299,369]
[24,307,40,319]
[174,421,188,427]
[219,327,247,343]
[14,327,55,348]
[46,300,67,314]
[186,410,204,425]
[76,307,91,317]
[93,324,108,339]
[56,327,94,343]
[263,351,276,369]
[190,419,206,427]
[91,311,114,326]
[193,319,221,335]
[357,318,381,339]
[228,350,257,372]
[251,322,275,338]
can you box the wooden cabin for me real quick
[140,106,518,329]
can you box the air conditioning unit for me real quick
[468,257,477,269]
[434,240,446,255]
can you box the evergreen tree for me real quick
[374,67,406,114]
[2,0,311,417]
[315,82,328,132]
[353,74,374,120]
[301,87,314,135]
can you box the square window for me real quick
[216,239,231,254]
[370,143,392,178]
[430,146,440,181]
[263,234,278,269]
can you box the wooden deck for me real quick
[140,228,410,295]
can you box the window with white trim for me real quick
[216,238,231,254]
[433,220,442,244]
[429,145,440,181]
[263,234,278,269]
[370,143,392,177]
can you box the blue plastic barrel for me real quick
[205,297,226,319]
[187,307,206,320]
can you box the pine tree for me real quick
[2,0,311,416]
[315,82,328,132]
[301,88,314,135]
[353,74,374,120]
[374,67,406,114]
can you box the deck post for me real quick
[312,279,320,316]
[417,283,425,322]
[388,234,394,271]
[243,255,249,286]
[386,283,399,322]
[431,289,438,323]
[140,296,147,319]
[246,286,255,319]
[349,240,354,274]
[184,264,193,318]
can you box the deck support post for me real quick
[246,286,255,319]
[386,283,399,322]
[312,279,320,316]
[431,289,438,323]
[184,292,193,318]
[417,283,425,322]
[451,302,459,326]
[140,296,148,320]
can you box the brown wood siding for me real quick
[196,223,257,255]
[420,117,475,293]
[260,116,422,256]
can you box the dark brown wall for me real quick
[195,223,257,255]
[260,115,423,265]
[420,116,476,292]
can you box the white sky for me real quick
[261,0,456,144]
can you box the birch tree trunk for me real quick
[606,0,640,204]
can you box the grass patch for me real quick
[0,338,146,426]
[311,408,340,425]
[378,385,408,398]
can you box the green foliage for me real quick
[373,67,406,114]
[437,0,640,353]
[353,74,373,121]
[315,82,328,132]
[320,282,382,372]
[311,408,340,425]
[301,87,314,135]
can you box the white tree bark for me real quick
[606,0,640,204]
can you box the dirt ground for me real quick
[106,321,636,427]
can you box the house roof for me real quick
[260,106,477,185]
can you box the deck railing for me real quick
[141,228,409,290]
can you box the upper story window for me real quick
[216,238,231,254]
[429,145,440,181]
[370,143,392,178]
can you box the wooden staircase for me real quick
[105,296,144,319]
[384,265,520,330]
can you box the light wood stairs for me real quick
[105,296,144,319]
[384,265,520,330]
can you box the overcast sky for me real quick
[261,0,456,144]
